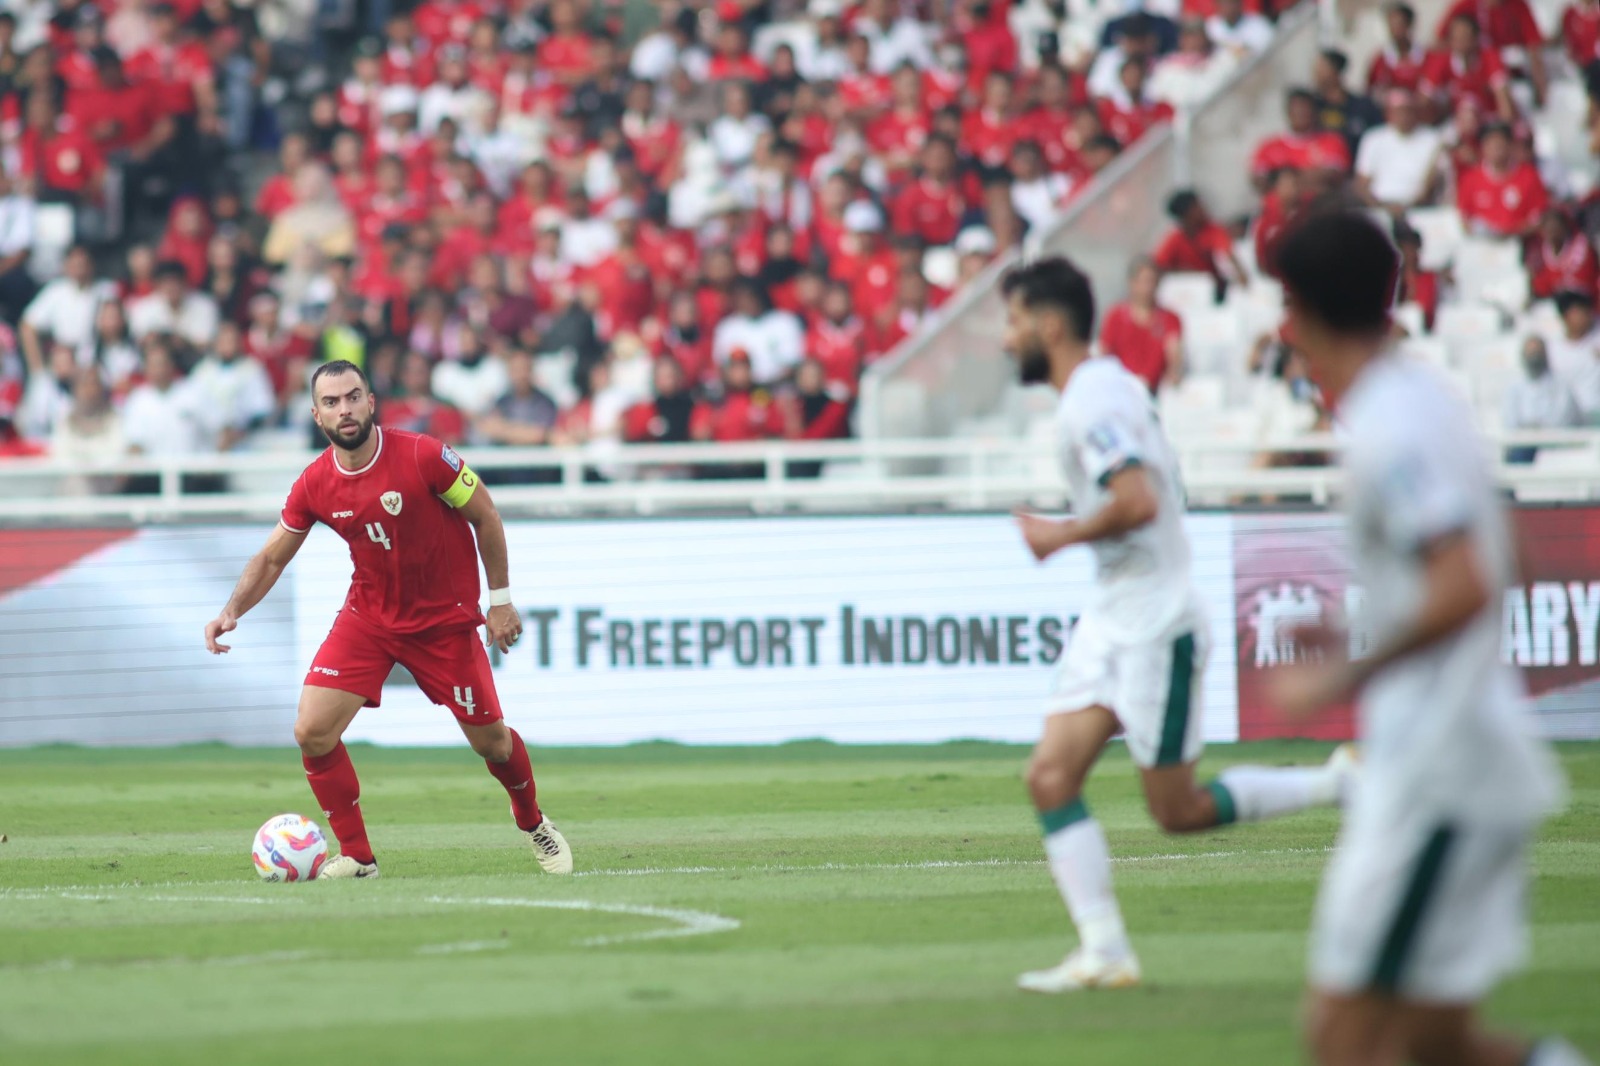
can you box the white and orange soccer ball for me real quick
[251,813,329,882]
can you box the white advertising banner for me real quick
[294,515,1241,746]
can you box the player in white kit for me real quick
[1269,210,1585,1066]
[1001,257,1357,993]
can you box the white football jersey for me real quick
[1055,356,1199,644]
[1341,355,1564,824]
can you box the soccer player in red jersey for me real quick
[203,361,572,880]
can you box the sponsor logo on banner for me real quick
[1233,510,1600,741]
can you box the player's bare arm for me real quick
[1014,466,1160,562]
[1269,524,1492,719]
[204,523,309,654]
[454,478,522,654]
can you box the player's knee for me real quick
[294,719,339,757]
[1148,795,1209,835]
[475,732,513,762]
[1025,757,1080,809]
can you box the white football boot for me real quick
[317,855,380,880]
[1324,743,1361,807]
[526,818,573,874]
[1018,948,1142,993]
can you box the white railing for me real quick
[2,431,1597,523]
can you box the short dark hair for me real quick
[1555,289,1596,315]
[1320,48,1348,74]
[153,259,188,282]
[311,359,372,393]
[1001,256,1096,342]
[1387,1,1415,24]
[1276,210,1398,337]
[1287,86,1317,106]
[1166,189,1200,219]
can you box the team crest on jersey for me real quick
[441,444,463,472]
[381,491,403,516]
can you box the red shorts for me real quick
[304,609,504,725]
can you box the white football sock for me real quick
[1214,765,1338,824]
[1528,1038,1593,1066]
[1042,814,1131,958]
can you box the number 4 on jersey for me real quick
[366,522,392,550]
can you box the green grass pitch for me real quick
[1,741,1596,1065]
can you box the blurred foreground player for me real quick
[1269,211,1584,1066]
[1003,257,1356,992]
[204,360,572,878]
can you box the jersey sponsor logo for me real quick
[381,491,403,516]
[441,444,463,472]
[312,666,341,676]
[332,510,355,519]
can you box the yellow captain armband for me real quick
[440,465,480,508]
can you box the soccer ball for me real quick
[251,813,329,882]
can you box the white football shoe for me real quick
[1324,743,1361,807]
[1017,948,1142,993]
[526,818,573,874]
[317,855,379,880]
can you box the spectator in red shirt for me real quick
[869,63,934,177]
[708,22,768,83]
[808,280,868,393]
[157,196,213,288]
[381,349,467,443]
[693,351,782,447]
[1394,222,1442,330]
[624,356,701,444]
[126,3,218,121]
[412,0,485,48]
[56,7,107,92]
[1367,2,1428,92]
[1457,120,1547,239]
[1420,14,1516,123]
[1562,0,1600,67]
[1254,167,1304,279]
[890,134,969,247]
[1095,58,1175,148]
[1027,65,1093,174]
[834,201,902,315]
[1100,258,1185,393]
[254,134,309,221]
[1527,208,1599,302]
[19,91,105,206]
[658,291,717,387]
[380,13,437,88]
[1153,188,1245,292]
[538,0,597,85]
[244,292,311,413]
[1437,0,1546,106]
[780,357,853,477]
[961,71,1020,172]
[1249,89,1352,189]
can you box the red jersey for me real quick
[66,80,160,152]
[1250,131,1351,176]
[1456,162,1547,237]
[124,42,213,117]
[1562,2,1600,65]
[1528,234,1600,299]
[868,109,931,162]
[1366,42,1429,92]
[707,54,768,82]
[1419,48,1508,113]
[412,0,485,45]
[255,173,297,219]
[1153,223,1233,279]
[280,429,483,635]
[960,108,1017,169]
[1438,0,1542,50]
[1099,303,1182,392]
[808,317,867,394]
[1026,107,1088,175]
[1095,97,1174,148]
[537,33,595,80]
[692,390,782,441]
[890,178,967,246]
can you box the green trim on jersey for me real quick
[1094,456,1144,489]
[1370,825,1457,993]
[1155,633,1197,766]
[1038,798,1091,836]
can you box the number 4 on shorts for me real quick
[366,522,392,550]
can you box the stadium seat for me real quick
[1404,207,1465,272]
[1405,336,1450,369]
[1435,302,1506,343]
[1394,302,1427,338]
[29,204,76,281]
[1179,305,1245,376]
[1157,274,1219,316]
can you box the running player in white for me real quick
[1002,256,1357,992]
[1268,211,1586,1066]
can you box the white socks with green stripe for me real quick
[1208,765,1340,825]
[1040,798,1132,959]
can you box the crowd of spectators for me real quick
[1094,0,1600,447]
[0,0,1303,483]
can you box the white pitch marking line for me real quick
[415,939,511,956]
[419,896,742,946]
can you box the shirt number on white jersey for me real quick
[365,522,393,551]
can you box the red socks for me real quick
[486,728,543,831]
[303,742,375,865]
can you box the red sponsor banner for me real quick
[1235,508,1600,741]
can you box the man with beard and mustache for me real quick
[1004,258,1354,993]
[203,360,572,880]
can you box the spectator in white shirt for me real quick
[18,340,77,442]
[1353,89,1443,212]
[1009,140,1072,233]
[187,321,276,452]
[1551,291,1600,421]
[51,366,125,495]
[1503,336,1582,461]
[418,46,486,134]
[558,188,620,268]
[708,82,771,172]
[432,329,512,417]
[854,0,935,73]
[0,167,37,322]
[128,261,221,349]
[1088,14,1161,100]
[20,245,110,372]
[630,6,708,83]
[122,337,210,457]
[712,278,805,385]
[794,5,852,82]
[1206,0,1273,56]
[1150,19,1239,109]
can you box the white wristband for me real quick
[488,588,512,607]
